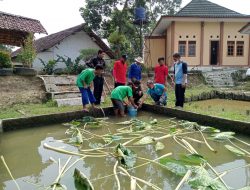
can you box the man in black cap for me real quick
[113,54,128,88]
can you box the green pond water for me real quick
[0,112,250,190]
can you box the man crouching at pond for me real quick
[76,65,104,112]
[111,85,138,117]
[139,80,167,107]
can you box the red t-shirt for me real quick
[113,59,127,84]
[154,64,168,85]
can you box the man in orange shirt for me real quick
[113,55,128,88]
[154,57,169,86]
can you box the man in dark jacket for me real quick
[87,50,106,105]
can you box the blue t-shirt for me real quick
[128,63,142,80]
[174,62,188,84]
[147,83,166,96]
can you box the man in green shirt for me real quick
[76,65,104,112]
[110,85,138,117]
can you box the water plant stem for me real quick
[1,155,21,190]
[113,161,121,190]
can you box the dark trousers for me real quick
[114,82,125,88]
[133,92,143,105]
[93,76,104,105]
[175,84,186,107]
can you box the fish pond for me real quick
[0,112,250,190]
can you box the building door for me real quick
[210,41,219,65]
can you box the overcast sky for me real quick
[0,0,249,38]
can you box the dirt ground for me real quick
[0,76,46,109]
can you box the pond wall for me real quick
[1,104,250,135]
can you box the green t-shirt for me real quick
[111,86,133,101]
[76,68,95,87]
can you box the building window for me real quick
[178,41,186,57]
[236,41,244,56]
[227,41,234,56]
[188,41,196,57]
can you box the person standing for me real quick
[172,53,188,108]
[110,85,138,117]
[76,65,104,112]
[113,55,128,88]
[128,56,143,82]
[154,57,169,86]
[139,80,167,106]
[87,50,106,105]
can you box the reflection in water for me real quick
[0,112,250,190]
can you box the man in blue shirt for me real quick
[128,56,143,82]
[139,80,167,106]
[172,53,188,108]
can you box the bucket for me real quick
[127,106,137,117]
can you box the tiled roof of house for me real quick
[12,24,115,58]
[0,11,47,33]
[175,0,250,18]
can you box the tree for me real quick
[80,0,181,58]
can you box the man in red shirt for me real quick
[154,57,169,86]
[113,55,128,88]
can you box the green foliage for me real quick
[80,0,182,58]
[74,168,94,190]
[57,55,83,74]
[0,50,11,68]
[211,132,235,141]
[39,58,60,75]
[17,34,36,68]
[79,48,98,62]
[115,143,137,168]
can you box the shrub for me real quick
[39,58,60,75]
[17,34,36,68]
[0,50,11,68]
[57,55,83,74]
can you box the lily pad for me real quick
[134,136,154,145]
[211,132,235,141]
[155,142,165,151]
[74,168,94,190]
[224,145,245,156]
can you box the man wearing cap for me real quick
[139,80,167,107]
[128,56,143,82]
[154,57,169,86]
[113,55,128,88]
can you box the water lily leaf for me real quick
[74,168,94,190]
[88,142,104,149]
[53,184,67,190]
[134,136,154,145]
[179,121,200,130]
[150,119,157,124]
[71,121,81,126]
[115,144,137,168]
[169,127,177,134]
[200,126,220,133]
[188,167,226,190]
[103,135,122,143]
[179,154,206,165]
[211,132,235,141]
[155,142,165,151]
[224,145,245,156]
[159,158,188,176]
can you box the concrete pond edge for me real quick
[1,104,250,135]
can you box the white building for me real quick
[12,24,114,70]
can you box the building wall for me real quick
[33,31,105,70]
[223,22,249,66]
[166,25,172,66]
[174,22,201,66]
[144,37,165,68]
[203,22,220,66]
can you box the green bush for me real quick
[0,51,11,68]
[39,58,60,75]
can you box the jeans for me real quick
[150,93,167,106]
[79,87,96,106]
[175,84,186,107]
[93,76,104,105]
